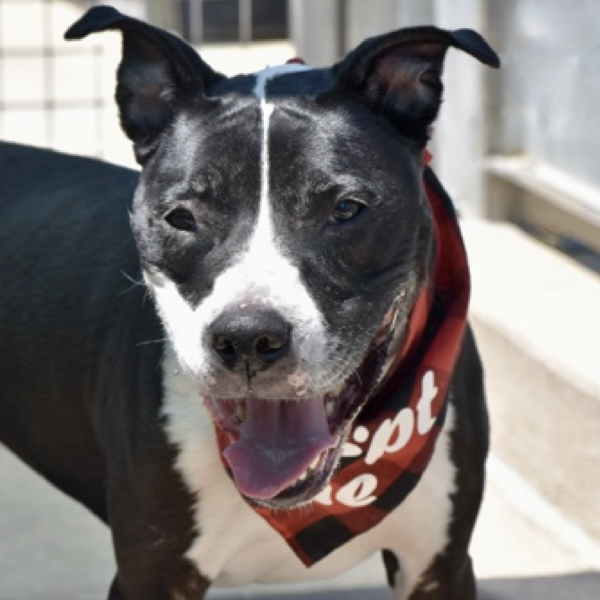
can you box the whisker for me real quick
[352,367,363,387]
[136,337,168,347]
[141,288,153,310]
[119,271,146,295]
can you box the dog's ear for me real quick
[326,27,500,145]
[65,6,224,162]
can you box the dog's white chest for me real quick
[161,348,456,595]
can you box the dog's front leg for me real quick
[383,550,477,600]
[383,330,487,600]
[107,576,120,600]
[103,448,212,600]
[107,559,210,600]
[106,503,212,600]
[101,424,212,600]
[407,556,477,600]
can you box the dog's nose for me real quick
[210,307,291,374]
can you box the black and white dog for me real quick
[0,6,499,600]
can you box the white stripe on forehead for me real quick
[252,63,312,100]
[251,62,313,260]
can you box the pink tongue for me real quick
[223,397,335,500]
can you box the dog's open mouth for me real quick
[203,307,401,508]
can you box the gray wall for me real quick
[289,0,343,66]
[489,0,600,191]
[289,0,493,215]
[290,0,600,218]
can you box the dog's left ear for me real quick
[327,26,500,144]
[65,6,225,163]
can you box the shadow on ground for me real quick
[0,572,598,600]
[478,571,600,600]
[206,572,600,600]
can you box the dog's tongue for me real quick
[223,397,334,500]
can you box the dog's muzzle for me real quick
[202,302,401,508]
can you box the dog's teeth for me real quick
[235,402,246,422]
[296,456,321,485]
[325,399,336,418]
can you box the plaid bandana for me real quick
[216,162,470,566]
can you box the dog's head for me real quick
[67,7,499,508]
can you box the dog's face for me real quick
[67,7,499,508]
[133,69,430,505]
[137,72,427,395]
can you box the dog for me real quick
[0,6,499,600]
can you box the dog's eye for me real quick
[330,199,365,223]
[165,208,197,232]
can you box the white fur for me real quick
[147,228,328,394]
[252,63,311,100]
[161,345,456,598]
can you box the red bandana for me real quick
[216,161,470,566]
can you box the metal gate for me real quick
[175,0,288,44]
[0,0,105,156]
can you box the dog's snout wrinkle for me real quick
[211,307,291,374]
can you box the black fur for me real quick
[0,6,499,599]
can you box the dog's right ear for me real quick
[65,6,224,163]
[324,26,500,146]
